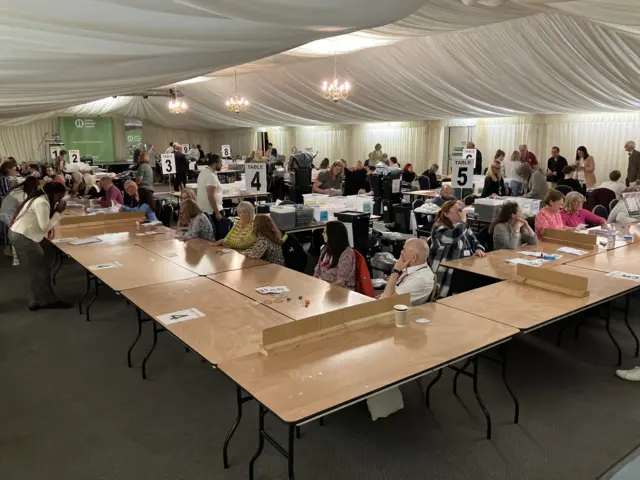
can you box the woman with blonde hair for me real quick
[175,199,215,241]
[481,161,508,197]
[177,187,197,229]
[560,191,607,228]
[504,150,522,196]
[70,172,85,196]
[243,214,285,265]
[313,160,344,196]
[83,173,100,198]
[213,201,256,249]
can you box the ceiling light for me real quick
[321,54,351,103]
[226,70,249,114]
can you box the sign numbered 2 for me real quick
[245,162,267,194]
[69,150,81,163]
[452,148,476,189]
[161,153,176,175]
[221,144,231,157]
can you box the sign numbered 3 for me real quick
[452,148,476,189]
[69,150,81,163]
[161,153,176,175]
[245,162,267,194]
[221,145,231,157]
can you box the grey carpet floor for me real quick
[2,251,640,480]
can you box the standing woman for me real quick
[313,160,344,196]
[313,220,356,289]
[429,200,486,297]
[9,182,71,310]
[504,150,522,196]
[575,146,596,188]
[1,177,38,262]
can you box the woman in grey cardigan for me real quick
[491,202,538,250]
[516,162,549,200]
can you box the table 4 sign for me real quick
[245,162,267,194]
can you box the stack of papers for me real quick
[557,247,589,255]
[517,251,562,261]
[68,237,102,246]
[256,286,290,294]
[506,258,546,267]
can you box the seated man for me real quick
[380,237,434,306]
[99,177,123,208]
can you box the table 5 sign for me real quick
[452,148,476,189]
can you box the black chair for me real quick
[282,233,308,272]
[526,215,536,232]
[610,199,619,212]
[593,205,608,220]
[417,175,430,190]
[477,226,493,252]
[412,199,425,210]
[556,185,573,195]
[463,195,476,206]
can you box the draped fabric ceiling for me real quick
[1,0,639,128]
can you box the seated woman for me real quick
[430,200,486,297]
[121,180,157,222]
[213,201,256,249]
[83,173,101,198]
[402,163,416,183]
[69,172,85,196]
[535,189,571,238]
[560,191,607,228]
[481,161,508,197]
[243,214,285,265]
[177,188,197,230]
[421,164,441,189]
[313,220,356,289]
[175,199,215,242]
[432,184,457,207]
[556,166,586,194]
[517,162,549,200]
[313,160,343,196]
[490,202,538,250]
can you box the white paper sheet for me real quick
[51,237,78,244]
[557,247,589,256]
[256,286,290,294]
[606,271,640,283]
[157,308,206,325]
[68,237,102,246]
[88,261,122,271]
[506,258,546,267]
[344,222,354,248]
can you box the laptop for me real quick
[622,191,640,220]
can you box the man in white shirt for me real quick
[196,154,223,219]
[600,170,625,199]
[165,142,175,154]
[380,238,434,306]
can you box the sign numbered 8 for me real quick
[221,145,231,157]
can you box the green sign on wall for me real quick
[58,117,115,163]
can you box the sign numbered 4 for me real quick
[161,153,176,175]
[69,150,81,163]
[245,162,267,194]
[221,144,231,157]
[452,148,476,189]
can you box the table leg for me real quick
[604,303,622,366]
[223,386,253,469]
[500,344,519,424]
[249,406,297,480]
[287,424,295,480]
[52,252,64,285]
[472,356,492,440]
[85,276,99,322]
[425,369,443,408]
[78,271,92,315]
[453,358,471,396]
[141,321,159,380]
[127,308,145,368]
[623,295,639,358]
[248,405,267,480]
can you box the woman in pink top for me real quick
[560,191,607,228]
[535,190,568,238]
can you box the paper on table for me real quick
[256,286,290,294]
[68,237,102,246]
[517,251,562,260]
[506,258,545,267]
[557,246,589,255]
[88,261,122,271]
[51,237,78,244]
[157,308,206,325]
[344,222,354,248]
[606,271,640,283]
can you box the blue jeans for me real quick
[510,180,522,197]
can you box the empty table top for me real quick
[122,277,291,365]
[208,263,373,320]
[438,264,637,331]
[567,242,640,274]
[139,239,267,276]
[65,245,197,292]
[53,224,175,253]
[219,303,518,423]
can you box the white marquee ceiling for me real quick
[1,0,639,128]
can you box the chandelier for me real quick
[321,54,350,103]
[226,70,249,114]
[168,88,188,114]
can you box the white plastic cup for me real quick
[394,304,409,327]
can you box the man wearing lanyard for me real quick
[380,238,435,306]
[519,144,539,170]
[196,154,223,220]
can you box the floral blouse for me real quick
[176,213,215,241]
[244,236,285,265]
[313,247,356,290]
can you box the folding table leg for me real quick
[425,369,443,407]
[127,308,144,368]
[623,295,639,358]
[604,303,622,366]
[500,344,520,424]
[472,356,492,440]
[223,386,252,468]
[248,405,267,480]
[141,321,159,380]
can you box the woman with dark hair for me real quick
[318,158,330,170]
[420,163,441,189]
[1,177,38,262]
[0,159,17,197]
[313,220,356,289]
[575,146,596,187]
[429,200,485,297]
[9,182,71,310]
[402,163,416,183]
[490,202,537,250]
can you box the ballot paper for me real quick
[557,247,589,256]
[157,308,206,325]
[88,261,122,271]
[506,258,546,267]
[256,286,290,294]
[68,237,102,246]
[51,237,78,244]
[606,271,640,283]
[517,251,562,261]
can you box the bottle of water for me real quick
[607,229,616,246]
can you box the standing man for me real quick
[56,150,67,173]
[519,144,539,170]
[172,143,188,192]
[547,146,567,182]
[367,143,383,167]
[165,142,175,154]
[135,152,155,212]
[469,141,483,175]
[197,144,205,160]
[625,141,640,186]
[197,154,223,220]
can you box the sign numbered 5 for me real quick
[221,144,231,157]
[161,153,176,175]
[452,148,476,189]
[245,162,267,194]
[69,150,81,163]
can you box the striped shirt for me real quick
[223,221,256,250]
